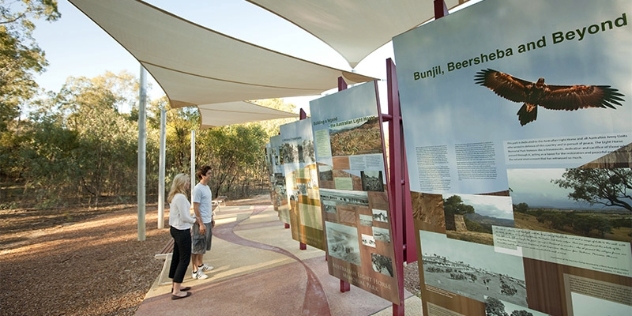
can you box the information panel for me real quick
[393,0,632,315]
[279,118,326,250]
[269,135,290,224]
[310,81,400,304]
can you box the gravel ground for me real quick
[0,199,421,315]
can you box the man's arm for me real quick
[193,202,206,233]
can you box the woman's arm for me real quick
[174,194,196,224]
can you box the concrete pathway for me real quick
[136,202,423,316]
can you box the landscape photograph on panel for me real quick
[420,230,527,307]
[507,168,632,243]
[484,296,549,316]
[326,221,361,266]
[328,115,382,157]
[443,194,515,246]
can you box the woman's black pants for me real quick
[169,226,191,283]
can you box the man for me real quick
[191,165,215,280]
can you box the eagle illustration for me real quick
[474,69,624,126]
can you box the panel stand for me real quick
[383,59,408,316]
[337,76,351,293]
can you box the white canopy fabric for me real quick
[198,102,297,129]
[68,0,374,127]
[248,0,466,68]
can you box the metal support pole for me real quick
[158,107,166,229]
[191,130,196,202]
[299,108,307,251]
[137,65,147,241]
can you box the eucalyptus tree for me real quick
[196,124,268,198]
[24,71,152,207]
[0,0,60,131]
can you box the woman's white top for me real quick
[169,193,196,230]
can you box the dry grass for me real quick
[0,205,170,316]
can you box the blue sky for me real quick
[31,0,395,111]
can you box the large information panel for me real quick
[269,134,290,224]
[310,81,400,304]
[393,0,631,315]
[279,118,326,250]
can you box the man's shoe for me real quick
[199,264,214,272]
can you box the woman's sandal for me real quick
[171,292,191,300]
[171,286,191,292]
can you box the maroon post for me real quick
[385,59,406,316]
[337,77,351,293]
[434,0,449,18]
[299,108,308,250]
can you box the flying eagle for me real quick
[474,69,624,126]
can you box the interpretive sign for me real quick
[310,81,400,304]
[393,0,631,315]
[269,135,290,224]
[279,118,326,250]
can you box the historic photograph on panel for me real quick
[507,168,632,243]
[443,194,515,246]
[318,164,334,181]
[372,227,391,243]
[361,170,385,192]
[420,231,527,307]
[323,200,337,214]
[372,208,389,223]
[319,188,369,207]
[362,234,376,248]
[371,253,394,277]
[326,221,361,266]
[359,214,373,226]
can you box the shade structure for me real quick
[198,101,298,129]
[248,0,466,68]
[68,0,375,126]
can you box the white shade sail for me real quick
[248,0,467,68]
[68,0,375,127]
[198,102,297,129]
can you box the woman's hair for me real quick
[167,173,189,203]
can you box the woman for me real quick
[167,173,196,300]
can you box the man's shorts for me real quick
[191,222,212,254]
